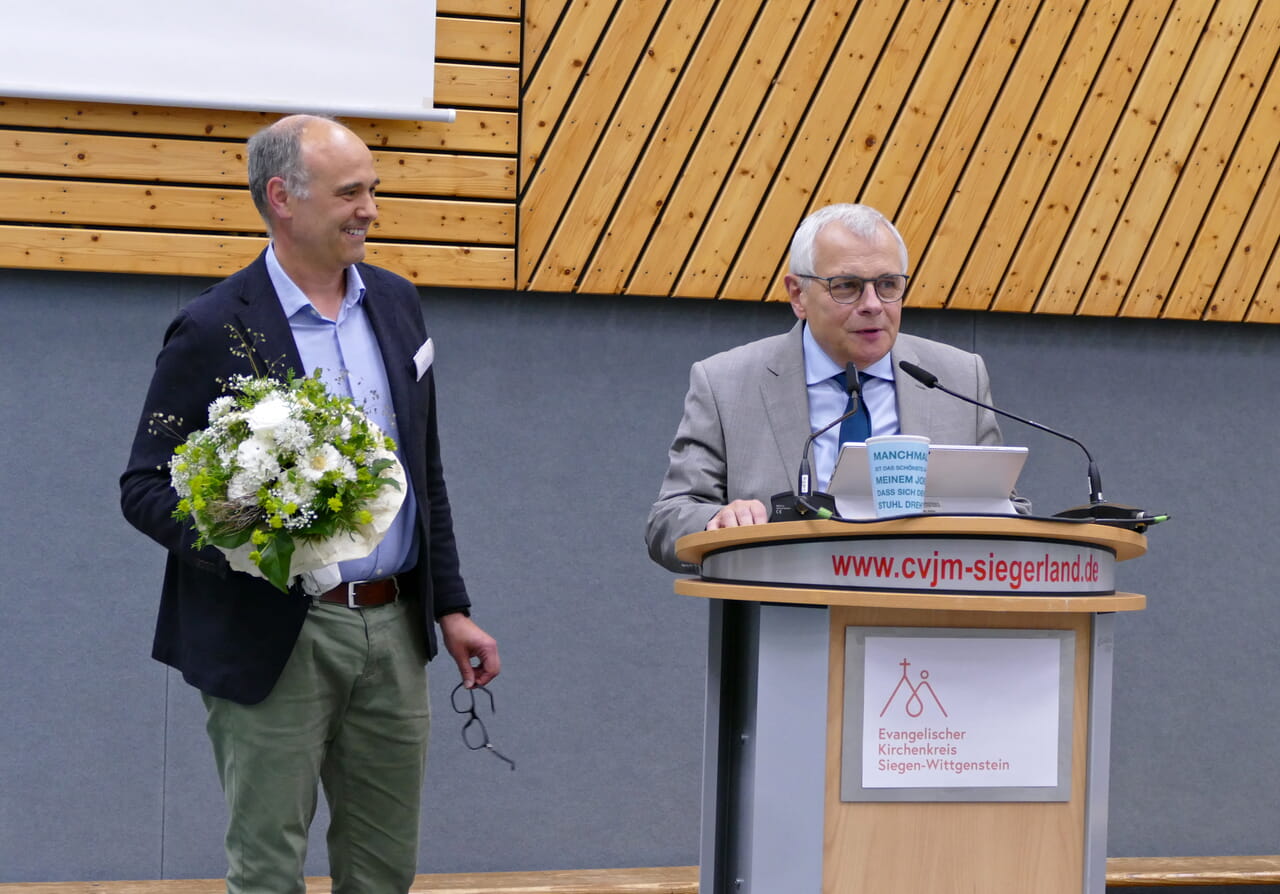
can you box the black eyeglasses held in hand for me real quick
[451,682,516,771]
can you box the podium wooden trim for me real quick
[673,517,1147,894]
[675,516,1149,565]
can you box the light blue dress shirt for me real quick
[266,245,418,582]
[802,323,899,491]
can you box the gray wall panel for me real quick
[2,269,1276,883]
[3,280,176,880]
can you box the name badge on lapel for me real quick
[414,338,435,381]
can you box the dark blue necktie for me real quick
[833,370,872,445]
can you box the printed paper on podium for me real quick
[830,443,1028,517]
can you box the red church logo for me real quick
[880,657,948,718]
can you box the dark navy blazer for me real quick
[121,252,470,704]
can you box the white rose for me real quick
[245,394,292,442]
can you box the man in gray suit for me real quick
[646,203,1016,572]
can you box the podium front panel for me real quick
[822,606,1102,894]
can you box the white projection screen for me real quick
[1,0,453,121]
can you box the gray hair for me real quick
[246,115,335,227]
[788,203,909,274]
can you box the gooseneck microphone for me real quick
[897,360,1145,522]
[770,363,862,521]
[799,363,862,498]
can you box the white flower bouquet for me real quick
[169,371,405,593]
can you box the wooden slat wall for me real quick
[521,0,1280,323]
[0,1,1275,323]
[0,0,519,287]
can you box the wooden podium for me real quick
[674,516,1146,894]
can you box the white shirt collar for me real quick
[800,322,896,384]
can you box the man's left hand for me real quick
[440,612,501,689]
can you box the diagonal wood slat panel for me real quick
[677,0,874,300]
[1199,96,1280,322]
[532,0,720,292]
[724,0,905,302]
[1087,2,1254,317]
[860,0,1008,310]
[522,0,1279,322]
[523,1,578,110]
[1244,216,1280,322]
[1168,42,1280,322]
[992,1,1174,313]
[1038,0,1217,314]
[1124,4,1276,319]
[578,0,765,295]
[519,0,671,287]
[625,2,811,296]
[951,0,1133,311]
[806,2,953,252]
[520,0,623,192]
[875,0,1044,308]
[901,0,1074,309]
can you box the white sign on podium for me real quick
[841,626,1075,802]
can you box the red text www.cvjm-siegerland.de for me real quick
[830,550,1101,590]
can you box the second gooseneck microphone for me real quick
[896,359,1155,522]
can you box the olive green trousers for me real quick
[203,599,430,894]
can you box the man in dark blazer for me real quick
[646,203,1021,572]
[121,115,499,894]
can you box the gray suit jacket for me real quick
[645,322,1011,571]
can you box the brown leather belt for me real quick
[319,577,399,608]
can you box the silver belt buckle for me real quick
[345,580,365,609]
[345,577,398,608]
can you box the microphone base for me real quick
[770,490,836,522]
[1054,501,1156,531]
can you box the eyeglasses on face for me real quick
[451,682,516,771]
[794,273,909,304]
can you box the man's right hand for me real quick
[706,499,769,530]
